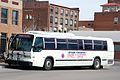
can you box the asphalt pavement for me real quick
[0,61,120,80]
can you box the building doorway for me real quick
[0,33,7,59]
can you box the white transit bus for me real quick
[5,31,114,70]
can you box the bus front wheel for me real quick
[43,58,53,70]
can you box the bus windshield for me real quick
[9,34,34,52]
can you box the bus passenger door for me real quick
[32,37,44,67]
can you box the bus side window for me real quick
[68,39,78,50]
[78,40,83,50]
[84,40,93,50]
[33,37,43,52]
[57,39,67,50]
[44,38,55,50]
[94,40,103,50]
[103,41,108,51]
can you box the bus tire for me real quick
[43,58,53,70]
[92,58,101,69]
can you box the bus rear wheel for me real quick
[92,58,101,69]
[43,58,53,70]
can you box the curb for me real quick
[0,62,6,69]
[0,63,4,69]
[0,59,5,68]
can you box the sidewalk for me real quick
[114,61,120,66]
[0,62,5,69]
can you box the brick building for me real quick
[94,12,120,31]
[108,0,120,4]
[0,0,22,57]
[93,3,120,31]
[23,0,79,32]
[78,21,94,29]
[50,4,79,32]
[23,0,49,32]
[79,1,120,31]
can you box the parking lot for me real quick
[0,61,120,80]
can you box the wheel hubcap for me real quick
[95,60,100,68]
[46,61,51,68]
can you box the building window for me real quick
[61,8,64,16]
[55,7,58,14]
[70,19,73,26]
[23,0,33,2]
[65,19,68,25]
[70,11,73,17]
[60,18,63,25]
[50,16,53,23]
[0,33,7,55]
[49,26,53,32]
[1,8,8,24]
[114,17,119,24]
[74,20,77,27]
[12,10,18,25]
[65,10,68,16]
[50,8,53,14]
[50,6,54,14]
[55,17,58,24]
[1,0,8,3]
[75,12,77,17]
[25,14,32,20]
[12,1,19,5]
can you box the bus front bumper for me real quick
[5,59,32,66]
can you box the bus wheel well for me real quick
[94,56,101,62]
[45,56,54,65]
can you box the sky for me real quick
[38,0,108,20]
